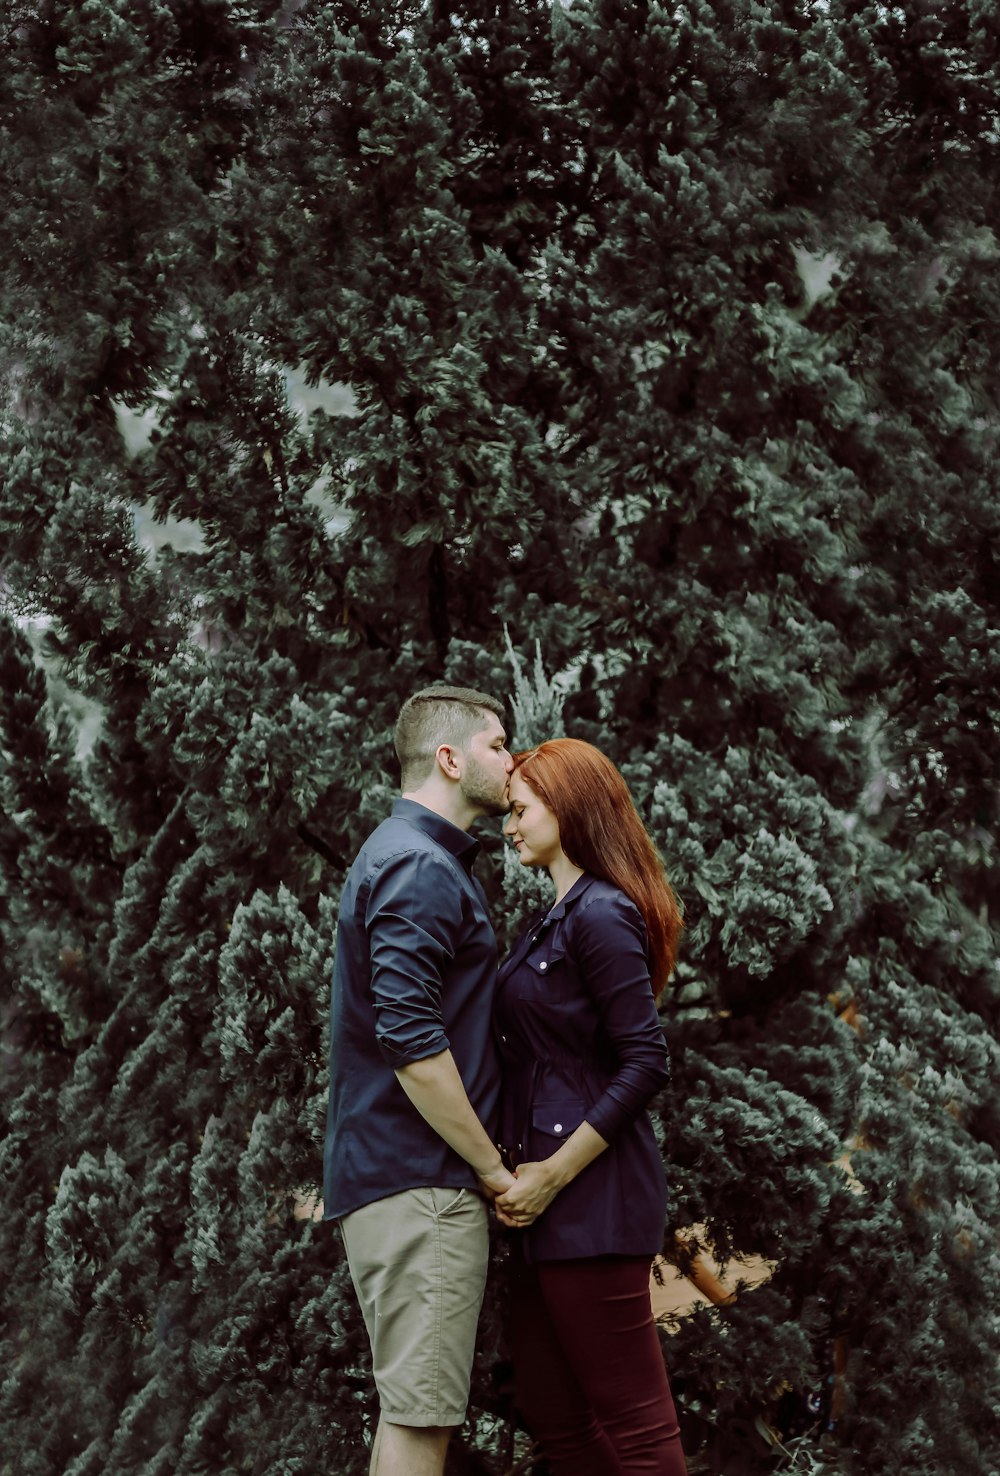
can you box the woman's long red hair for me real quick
[512,739,683,1000]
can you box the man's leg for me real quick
[369,1418,452,1476]
[341,1187,489,1461]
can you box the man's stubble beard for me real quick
[460,758,510,817]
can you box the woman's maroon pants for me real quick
[510,1253,688,1476]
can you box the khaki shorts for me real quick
[340,1186,489,1427]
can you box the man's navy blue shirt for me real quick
[323,798,501,1221]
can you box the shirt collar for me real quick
[542,873,596,924]
[392,798,481,866]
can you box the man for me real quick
[324,685,517,1476]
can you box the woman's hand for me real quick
[494,1160,562,1228]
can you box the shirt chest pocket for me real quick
[516,946,579,1002]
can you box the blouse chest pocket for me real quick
[516,945,577,1001]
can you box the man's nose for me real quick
[503,752,514,772]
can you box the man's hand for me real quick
[495,1160,562,1227]
[477,1162,517,1202]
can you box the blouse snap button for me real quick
[554,1123,563,1133]
[539,961,547,971]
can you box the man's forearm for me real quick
[395,1049,507,1180]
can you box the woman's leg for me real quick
[535,1257,688,1476]
[509,1251,622,1474]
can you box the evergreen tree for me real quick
[1,3,997,1474]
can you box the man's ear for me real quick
[434,743,462,779]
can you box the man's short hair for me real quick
[394,686,505,790]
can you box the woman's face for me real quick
[504,771,563,870]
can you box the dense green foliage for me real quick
[1,2,997,1472]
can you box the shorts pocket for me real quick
[428,1187,474,1217]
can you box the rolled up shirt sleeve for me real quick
[573,892,671,1144]
[364,849,462,1067]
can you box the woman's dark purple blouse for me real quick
[494,873,671,1263]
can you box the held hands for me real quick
[477,1163,517,1202]
[494,1160,562,1229]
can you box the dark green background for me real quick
[1,2,997,1472]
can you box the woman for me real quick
[494,738,688,1476]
